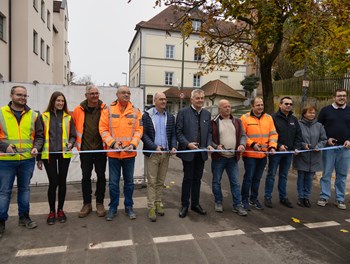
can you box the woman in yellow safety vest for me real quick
[37,91,76,225]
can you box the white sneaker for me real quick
[215,203,223,212]
[317,198,328,207]
[334,200,346,210]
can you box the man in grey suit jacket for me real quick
[176,89,214,218]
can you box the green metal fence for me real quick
[273,77,350,99]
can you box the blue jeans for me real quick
[0,159,35,221]
[264,153,293,200]
[108,157,135,213]
[320,148,350,202]
[241,157,267,202]
[297,171,314,199]
[211,157,241,207]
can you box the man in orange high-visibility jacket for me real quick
[72,85,107,218]
[99,86,143,221]
[240,97,278,211]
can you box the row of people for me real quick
[0,85,349,239]
[146,88,350,220]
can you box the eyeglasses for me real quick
[283,103,293,106]
[336,95,347,98]
[87,92,99,96]
[14,94,29,98]
[119,91,131,95]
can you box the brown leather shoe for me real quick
[78,203,92,218]
[96,203,106,217]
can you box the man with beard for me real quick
[317,89,350,210]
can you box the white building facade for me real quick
[0,0,70,84]
[128,6,247,111]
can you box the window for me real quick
[194,47,202,61]
[46,45,50,64]
[41,0,45,22]
[40,39,45,60]
[65,16,68,30]
[0,14,5,41]
[165,45,174,59]
[165,72,173,85]
[147,95,153,105]
[193,74,201,87]
[65,41,67,55]
[47,10,51,30]
[64,66,67,79]
[192,20,201,31]
[33,30,38,54]
[33,0,38,11]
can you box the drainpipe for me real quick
[9,0,12,81]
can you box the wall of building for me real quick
[0,1,9,80]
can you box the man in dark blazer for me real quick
[176,89,214,218]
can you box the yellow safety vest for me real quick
[41,111,72,159]
[0,105,37,160]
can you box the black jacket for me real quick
[272,109,302,150]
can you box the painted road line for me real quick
[260,225,296,233]
[9,197,147,216]
[304,221,340,229]
[345,219,350,223]
[16,246,67,257]
[207,230,245,238]
[153,234,194,244]
[89,240,133,250]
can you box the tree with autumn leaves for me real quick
[138,0,350,113]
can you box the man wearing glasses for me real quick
[264,97,302,208]
[99,86,143,221]
[72,85,107,218]
[317,89,350,210]
[0,86,44,238]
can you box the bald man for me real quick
[141,92,177,222]
[211,99,247,216]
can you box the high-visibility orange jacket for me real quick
[72,101,106,151]
[240,111,278,159]
[99,101,143,159]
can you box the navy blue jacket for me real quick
[272,109,302,150]
[141,107,177,157]
[176,106,212,162]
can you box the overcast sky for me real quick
[68,0,165,86]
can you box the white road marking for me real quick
[345,219,350,223]
[153,234,194,244]
[207,229,245,238]
[89,240,133,249]
[260,225,296,233]
[9,197,147,216]
[16,246,67,257]
[304,221,340,229]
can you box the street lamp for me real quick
[122,72,128,86]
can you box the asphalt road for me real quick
[1,156,349,264]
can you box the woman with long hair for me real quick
[37,91,76,224]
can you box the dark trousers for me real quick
[43,154,71,212]
[80,152,107,204]
[181,153,205,207]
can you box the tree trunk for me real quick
[260,59,275,114]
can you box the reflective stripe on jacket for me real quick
[72,102,106,151]
[99,101,143,159]
[41,111,72,159]
[240,112,278,159]
[0,105,37,160]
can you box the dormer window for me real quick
[192,20,201,31]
